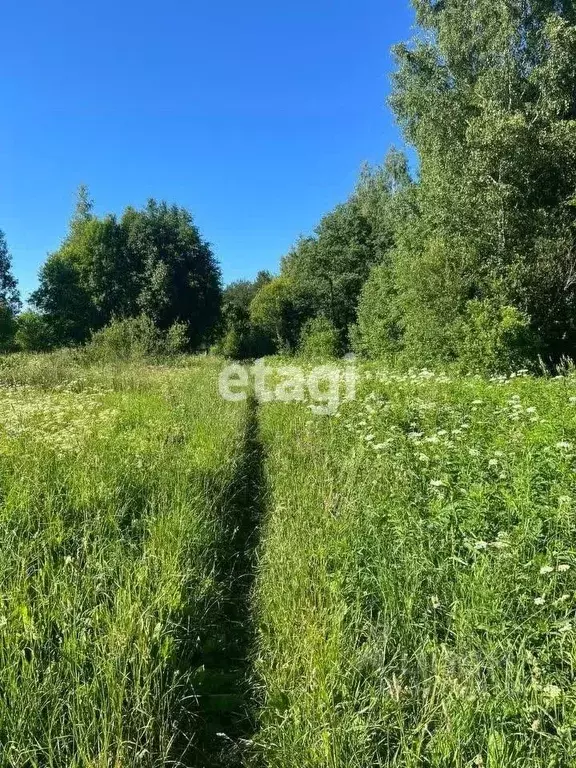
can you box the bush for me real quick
[298,316,340,359]
[353,261,402,360]
[454,299,536,374]
[15,311,55,352]
[164,321,189,355]
[213,326,275,360]
[216,326,249,359]
[0,303,17,352]
[87,315,189,362]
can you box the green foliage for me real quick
[0,230,20,315]
[7,1,576,377]
[0,359,248,765]
[223,271,272,317]
[215,326,246,359]
[31,189,222,350]
[215,271,274,359]
[285,203,375,338]
[298,316,341,359]
[0,230,20,352]
[213,325,274,360]
[387,0,576,369]
[14,311,55,352]
[255,362,576,766]
[249,276,306,352]
[454,299,536,374]
[87,315,161,361]
[0,303,16,352]
[87,315,189,362]
[353,260,402,360]
[121,200,222,346]
[282,154,410,346]
[164,320,189,355]
[31,251,99,346]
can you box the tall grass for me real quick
[0,356,248,767]
[5,353,576,767]
[254,366,576,767]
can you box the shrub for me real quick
[0,303,17,352]
[213,326,275,360]
[164,321,189,355]
[87,316,161,361]
[454,299,536,374]
[353,261,402,360]
[15,311,55,352]
[87,315,189,362]
[298,316,340,359]
[219,326,249,359]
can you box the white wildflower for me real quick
[555,594,570,604]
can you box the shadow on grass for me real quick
[170,396,265,767]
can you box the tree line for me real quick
[0,188,222,354]
[1,0,576,371]
[219,0,576,372]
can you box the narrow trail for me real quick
[185,395,265,767]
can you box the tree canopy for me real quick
[30,190,222,349]
[0,231,20,351]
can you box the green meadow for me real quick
[2,354,576,767]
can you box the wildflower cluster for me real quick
[0,385,118,455]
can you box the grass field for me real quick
[0,356,256,767]
[2,355,576,767]
[255,365,576,767]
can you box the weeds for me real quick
[3,355,576,767]
[0,357,247,767]
[253,364,576,767]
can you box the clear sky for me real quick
[1,0,414,300]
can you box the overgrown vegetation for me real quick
[3,351,576,766]
[1,1,576,764]
[0,357,250,767]
[254,360,576,766]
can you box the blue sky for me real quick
[1,0,414,300]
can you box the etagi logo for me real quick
[219,358,357,415]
